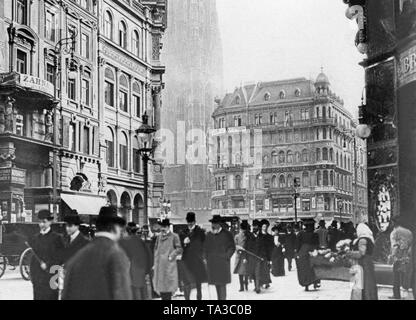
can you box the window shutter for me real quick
[62,116,70,148]
[93,126,100,156]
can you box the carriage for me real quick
[0,223,66,281]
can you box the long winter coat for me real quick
[62,236,132,300]
[29,230,66,300]
[354,237,378,300]
[120,235,152,289]
[284,232,297,260]
[295,230,319,287]
[179,226,208,285]
[234,231,255,276]
[153,231,183,294]
[204,229,236,285]
[253,233,273,286]
[63,232,90,265]
[271,234,285,277]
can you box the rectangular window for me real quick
[120,145,128,170]
[69,123,76,152]
[119,91,128,112]
[16,50,27,74]
[46,64,54,84]
[105,81,114,106]
[134,95,141,118]
[45,11,56,42]
[81,33,90,59]
[68,27,76,51]
[68,79,76,100]
[81,79,90,105]
[16,0,27,25]
[83,126,89,154]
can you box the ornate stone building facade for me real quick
[161,0,223,224]
[0,0,166,224]
[211,73,367,223]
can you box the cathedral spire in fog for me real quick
[161,0,224,223]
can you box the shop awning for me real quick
[61,194,108,216]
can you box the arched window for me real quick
[295,152,301,163]
[235,96,241,105]
[105,68,115,107]
[316,148,321,162]
[132,30,140,56]
[323,128,327,139]
[133,82,142,118]
[272,151,278,165]
[235,175,242,189]
[119,132,128,170]
[295,88,301,97]
[336,152,339,166]
[279,151,285,164]
[272,175,278,188]
[323,170,329,186]
[302,149,309,162]
[279,90,286,99]
[279,175,286,188]
[287,174,293,188]
[329,148,334,162]
[104,11,113,39]
[264,92,271,101]
[119,21,127,48]
[344,154,347,169]
[287,150,293,163]
[119,74,129,112]
[316,171,322,186]
[105,127,115,167]
[133,136,141,173]
[330,171,334,186]
[302,172,309,187]
[322,148,329,161]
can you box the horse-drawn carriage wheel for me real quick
[0,255,6,279]
[19,248,33,281]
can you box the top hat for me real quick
[240,220,250,230]
[38,210,54,221]
[319,220,326,227]
[96,206,126,227]
[209,215,223,224]
[260,219,270,227]
[186,212,196,223]
[331,220,339,228]
[63,214,82,226]
[158,219,171,227]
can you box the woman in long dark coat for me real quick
[271,225,285,277]
[234,221,254,292]
[295,220,320,291]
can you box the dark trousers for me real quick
[184,283,202,300]
[215,285,227,300]
[393,262,404,299]
[160,292,172,300]
[286,257,293,271]
[238,275,249,290]
[132,286,147,300]
[33,282,59,300]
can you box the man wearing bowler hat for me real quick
[29,210,65,300]
[62,206,132,300]
[62,211,89,265]
[204,215,236,300]
[179,212,207,300]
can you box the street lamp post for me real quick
[137,113,156,225]
[293,178,301,223]
[338,199,343,222]
[52,30,78,220]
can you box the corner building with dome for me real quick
[210,71,368,224]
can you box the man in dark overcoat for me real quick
[284,225,297,272]
[204,215,236,300]
[179,212,207,300]
[62,212,89,265]
[29,210,66,300]
[62,206,132,300]
[120,222,152,300]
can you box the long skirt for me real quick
[255,260,271,286]
[295,255,317,287]
[271,247,285,277]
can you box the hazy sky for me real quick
[216,0,365,117]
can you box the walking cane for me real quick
[24,242,43,265]
[236,245,265,262]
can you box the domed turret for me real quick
[315,67,330,95]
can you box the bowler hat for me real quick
[319,220,326,227]
[252,219,261,227]
[158,219,171,227]
[331,220,339,228]
[38,210,54,221]
[240,220,250,230]
[186,212,196,223]
[96,206,126,227]
[209,215,223,224]
[63,214,82,226]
